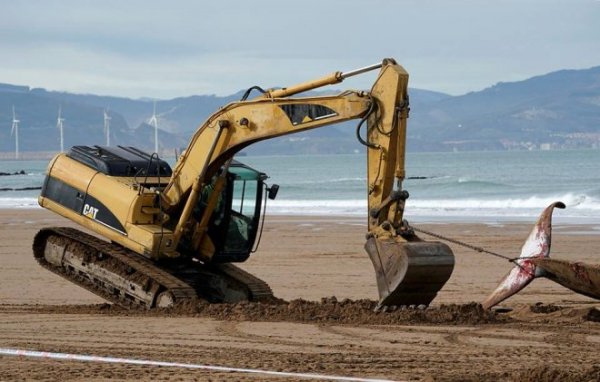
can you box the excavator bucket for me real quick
[365,237,455,307]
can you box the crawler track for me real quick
[33,227,273,309]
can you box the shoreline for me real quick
[2,208,599,305]
[2,203,600,228]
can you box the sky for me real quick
[1,0,599,99]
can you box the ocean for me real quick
[1,150,599,224]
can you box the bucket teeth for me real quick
[365,237,455,307]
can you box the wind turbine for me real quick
[11,105,20,159]
[103,108,111,146]
[148,101,159,154]
[56,105,65,152]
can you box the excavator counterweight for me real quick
[35,59,454,308]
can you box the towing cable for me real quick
[406,223,533,274]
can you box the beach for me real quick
[0,208,599,381]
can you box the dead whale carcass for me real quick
[482,202,600,309]
[532,258,600,300]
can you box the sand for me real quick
[0,209,599,381]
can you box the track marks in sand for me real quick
[0,313,249,361]
[216,320,386,354]
[216,320,479,354]
[445,327,555,348]
[319,324,459,350]
[2,304,600,382]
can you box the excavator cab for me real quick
[192,161,267,263]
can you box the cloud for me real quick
[0,0,599,98]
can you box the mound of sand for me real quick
[31,297,505,325]
[191,298,504,325]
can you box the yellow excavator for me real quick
[34,58,454,308]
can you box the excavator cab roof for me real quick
[229,160,267,181]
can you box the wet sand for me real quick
[0,209,599,381]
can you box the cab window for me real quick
[224,167,260,253]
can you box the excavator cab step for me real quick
[365,237,455,307]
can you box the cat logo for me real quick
[82,204,99,220]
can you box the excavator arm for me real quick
[162,91,372,250]
[163,58,454,306]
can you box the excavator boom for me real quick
[35,58,454,308]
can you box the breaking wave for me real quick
[266,193,600,221]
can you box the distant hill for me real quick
[1,66,599,155]
[409,66,600,151]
